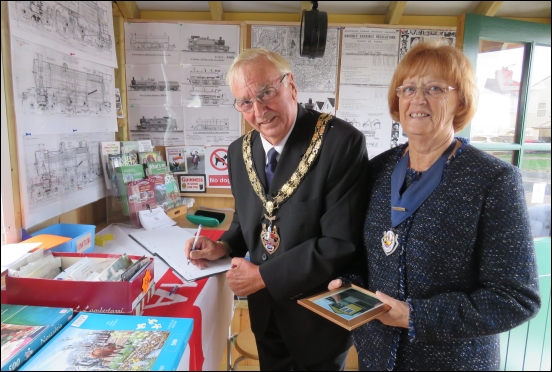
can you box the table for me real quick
[95,223,233,371]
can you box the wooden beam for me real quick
[301,1,312,15]
[115,1,140,19]
[1,2,23,231]
[385,1,407,25]
[209,1,223,21]
[475,1,503,17]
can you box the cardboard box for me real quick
[30,224,96,253]
[5,252,155,315]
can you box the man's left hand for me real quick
[226,258,266,297]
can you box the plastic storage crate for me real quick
[30,223,96,253]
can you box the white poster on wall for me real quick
[128,104,185,146]
[18,131,114,228]
[11,37,117,134]
[8,1,118,68]
[183,107,241,146]
[340,28,399,86]
[181,64,233,108]
[181,24,239,65]
[336,109,394,159]
[126,64,182,105]
[125,22,181,65]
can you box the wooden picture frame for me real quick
[177,174,206,194]
[297,284,390,331]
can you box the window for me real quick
[459,14,551,237]
[537,102,547,117]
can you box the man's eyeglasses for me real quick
[396,84,456,98]
[233,74,289,113]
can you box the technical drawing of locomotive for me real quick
[188,68,225,86]
[187,36,230,52]
[30,141,102,203]
[192,118,230,131]
[136,116,179,131]
[362,119,381,130]
[22,54,112,115]
[129,77,180,91]
[188,87,227,105]
[129,33,176,51]
[15,1,112,51]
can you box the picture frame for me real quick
[297,284,390,331]
[177,173,206,194]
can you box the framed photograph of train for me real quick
[181,23,240,65]
[297,284,390,331]
[124,22,181,65]
[126,64,181,105]
[177,174,206,193]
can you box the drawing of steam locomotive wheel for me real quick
[64,92,76,114]
[16,3,32,21]
[33,188,44,201]
[25,95,39,114]
[52,184,61,196]
[81,101,89,114]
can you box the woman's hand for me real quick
[375,291,410,329]
[328,278,343,290]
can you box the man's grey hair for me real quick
[226,48,292,88]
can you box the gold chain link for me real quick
[242,113,332,216]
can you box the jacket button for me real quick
[262,253,267,261]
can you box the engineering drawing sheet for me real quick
[126,64,182,105]
[19,131,114,228]
[125,22,181,65]
[8,1,117,68]
[11,37,117,134]
[181,24,240,65]
[181,64,232,108]
[336,109,392,159]
[251,25,339,92]
[128,105,185,146]
[183,107,241,146]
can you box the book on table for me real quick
[1,304,74,371]
[20,312,193,371]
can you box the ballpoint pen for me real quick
[187,224,202,265]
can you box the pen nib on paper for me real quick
[187,224,202,266]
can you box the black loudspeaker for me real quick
[299,1,328,59]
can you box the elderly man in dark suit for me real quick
[185,48,368,370]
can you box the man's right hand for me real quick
[184,237,227,269]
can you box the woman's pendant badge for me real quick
[382,230,399,256]
[261,223,280,254]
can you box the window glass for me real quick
[471,41,525,144]
[521,149,551,237]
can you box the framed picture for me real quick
[177,174,206,194]
[297,284,390,331]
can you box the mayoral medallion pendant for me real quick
[382,230,399,256]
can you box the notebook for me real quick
[129,225,232,281]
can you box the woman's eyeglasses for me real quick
[396,84,456,98]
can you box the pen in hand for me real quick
[187,224,202,265]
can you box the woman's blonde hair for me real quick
[388,42,477,132]
[226,48,292,87]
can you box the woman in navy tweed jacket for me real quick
[330,42,540,370]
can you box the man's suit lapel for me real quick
[269,105,316,193]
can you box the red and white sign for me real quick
[205,147,230,188]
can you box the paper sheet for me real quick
[129,226,232,281]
